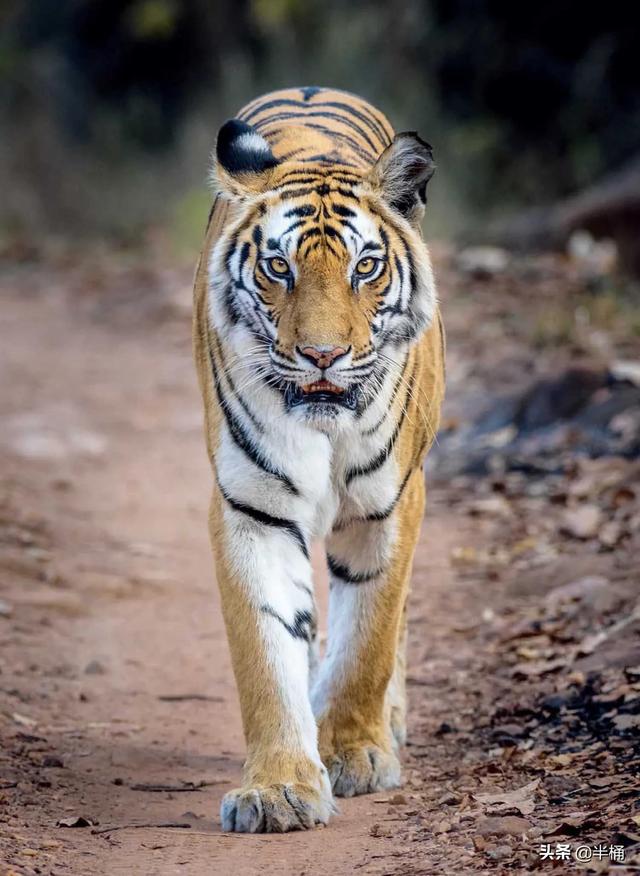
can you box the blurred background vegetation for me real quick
[1,0,639,249]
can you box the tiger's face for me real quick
[209,120,436,423]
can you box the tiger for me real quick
[192,86,445,833]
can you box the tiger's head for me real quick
[208,119,436,424]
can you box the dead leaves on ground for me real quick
[473,779,540,817]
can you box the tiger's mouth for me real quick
[285,380,359,410]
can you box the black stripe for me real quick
[332,204,357,218]
[293,579,313,598]
[204,193,220,234]
[210,347,298,494]
[261,605,314,641]
[346,407,406,485]
[255,116,376,164]
[277,169,323,183]
[363,362,407,436]
[336,187,360,201]
[346,360,415,484]
[299,123,377,162]
[363,466,414,522]
[217,479,309,559]
[213,337,264,433]
[241,98,393,148]
[332,173,364,185]
[323,224,347,250]
[327,554,382,584]
[299,154,360,169]
[254,110,381,155]
[278,186,315,200]
[333,465,416,531]
[284,204,317,218]
[276,177,325,189]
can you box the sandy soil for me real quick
[0,250,638,875]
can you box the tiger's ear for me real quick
[212,119,280,197]
[368,132,435,223]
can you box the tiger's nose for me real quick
[298,345,350,368]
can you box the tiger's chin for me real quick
[284,381,360,429]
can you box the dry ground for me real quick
[0,244,638,875]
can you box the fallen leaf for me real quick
[57,816,95,828]
[473,779,540,816]
[575,630,608,657]
[547,753,575,768]
[511,658,567,679]
[545,576,609,608]
[547,810,600,836]
[11,712,37,728]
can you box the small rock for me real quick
[561,505,602,539]
[435,820,452,834]
[0,599,13,617]
[457,246,509,278]
[613,714,640,731]
[437,791,461,806]
[599,521,623,548]
[476,816,531,836]
[486,844,513,860]
[610,359,640,387]
[41,755,64,768]
[468,496,512,518]
[84,660,106,675]
[388,793,408,806]
[370,822,393,838]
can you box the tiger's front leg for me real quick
[312,469,425,797]
[209,487,334,832]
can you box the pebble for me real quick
[84,660,106,675]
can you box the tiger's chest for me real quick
[262,416,402,539]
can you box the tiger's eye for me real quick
[268,257,290,275]
[356,257,377,275]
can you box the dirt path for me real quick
[1,254,638,875]
[0,262,457,875]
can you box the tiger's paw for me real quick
[325,745,401,798]
[220,782,335,833]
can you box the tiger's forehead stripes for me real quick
[257,190,383,267]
